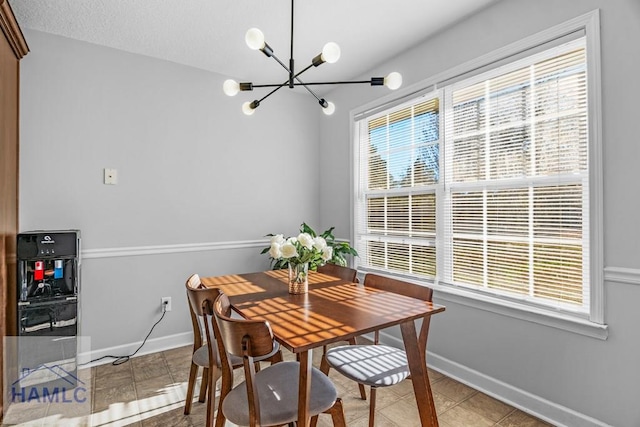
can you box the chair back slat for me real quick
[363,273,433,302]
[186,280,222,317]
[186,273,204,290]
[185,274,220,349]
[212,293,276,359]
[317,263,359,283]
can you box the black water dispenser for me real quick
[8,230,83,413]
[17,230,80,337]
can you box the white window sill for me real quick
[431,284,608,340]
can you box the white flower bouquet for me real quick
[261,223,358,271]
[267,232,333,271]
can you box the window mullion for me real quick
[384,115,390,270]
[482,81,490,290]
[528,63,536,298]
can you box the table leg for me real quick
[298,349,313,427]
[400,320,439,427]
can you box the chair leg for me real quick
[184,362,199,414]
[327,397,347,427]
[310,359,328,427]
[205,365,217,427]
[270,349,283,364]
[357,383,368,400]
[368,387,377,427]
[346,338,367,400]
[310,413,319,427]
[215,369,233,427]
[199,367,209,403]
[319,351,330,376]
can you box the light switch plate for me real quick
[104,168,118,185]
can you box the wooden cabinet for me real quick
[0,0,28,416]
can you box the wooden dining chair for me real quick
[316,263,359,283]
[184,274,282,427]
[208,291,347,427]
[184,273,211,418]
[316,264,367,400]
[321,273,434,427]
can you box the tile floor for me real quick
[2,345,553,427]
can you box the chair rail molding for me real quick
[82,239,269,259]
[603,266,640,286]
[81,237,353,259]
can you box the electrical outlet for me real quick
[161,297,172,312]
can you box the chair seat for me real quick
[325,344,410,387]
[222,361,337,426]
[192,340,281,368]
[192,345,210,367]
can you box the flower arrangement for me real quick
[267,232,333,270]
[261,223,359,271]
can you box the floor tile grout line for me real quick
[439,390,522,427]
[494,407,519,426]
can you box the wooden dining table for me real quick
[201,268,446,427]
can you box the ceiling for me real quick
[9,0,499,92]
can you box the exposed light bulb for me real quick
[245,28,265,50]
[384,72,403,90]
[321,42,341,64]
[242,101,256,116]
[223,79,240,96]
[322,101,336,116]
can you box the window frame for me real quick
[350,10,605,339]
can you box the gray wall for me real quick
[19,30,322,353]
[318,1,640,426]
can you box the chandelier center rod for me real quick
[289,0,295,88]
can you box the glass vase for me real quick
[288,262,309,294]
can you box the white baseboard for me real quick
[379,331,611,427]
[78,331,193,368]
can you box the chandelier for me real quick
[222,0,403,116]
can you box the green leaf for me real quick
[300,222,317,237]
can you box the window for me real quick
[355,98,440,277]
[353,13,603,333]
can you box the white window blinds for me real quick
[443,39,589,313]
[355,97,440,278]
[355,36,592,316]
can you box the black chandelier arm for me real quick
[292,80,378,86]
[256,82,288,104]
[248,79,379,89]
[269,52,294,76]
[294,77,322,102]
[297,63,314,75]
